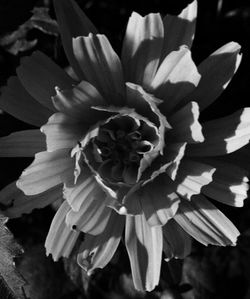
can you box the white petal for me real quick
[186,42,242,111]
[45,201,79,261]
[54,0,97,80]
[151,46,201,114]
[77,211,124,274]
[174,195,240,246]
[172,159,215,200]
[125,214,163,291]
[122,12,164,88]
[17,149,74,195]
[41,113,83,152]
[0,130,45,157]
[73,34,126,105]
[187,108,250,156]
[0,182,62,218]
[168,101,204,143]
[161,0,197,60]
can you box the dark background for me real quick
[1,0,250,298]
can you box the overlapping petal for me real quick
[125,214,163,291]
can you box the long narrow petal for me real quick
[163,219,192,261]
[172,159,215,200]
[168,101,204,143]
[65,188,112,235]
[174,195,240,246]
[201,159,249,207]
[122,12,164,87]
[161,0,197,60]
[0,77,52,127]
[187,108,250,156]
[53,0,97,80]
[41,113,83,152]
[64,169,99,212]
[17,51,75,110]
[17,149,74,195]
[151,46,201,114]
[185,42,242,111]
[45,201,79,261]
[73,34,126,105]
[0,130,45,157]
[77,211,124,275]
[52,81,107,122]
[0,182,62,218]
[125,214,163,291]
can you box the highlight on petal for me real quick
[65,180,112,235]
[174,195,240,246]
[41,113,83,152]
[73,34,126,105]
[125,214,163,291]
[0,130,45,157]
[172,159,215,200]
[53,0,97,80]
[45,200,79,261]
[124,174,180,226]
[185,42,242,111]
[201,159,249,207]
[77,211,124,275]
[161,0,197,60]
[52,81,107,123]
[17,51,75,111]
[17,149,74,195]
[0,76,52,127]
[187,108,250,156]
[168,101,204,143]
[163,219,192,261]
[122,12,164,87]
[150,46,201,114]
[0,182,62,218]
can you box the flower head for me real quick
[0,0,249,292]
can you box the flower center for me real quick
[92,115,159,185]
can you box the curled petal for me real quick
[151,46,201,114]
[52,81,107,123]
[163,219,192,261]
[45,201,79,261]
[161,0,197,60]
[168,101,204,143]
[186,42,242,111]
[73,34,126,105]
[172,159,215,200]
[41,113,83,152]
[77,211,124,275]
[187,108,250,156]
[201,159,249,207]
[0,182,62,218]
[125,214,163,291]
[174,195,240,246]
[0,76,52,127]
[54,0,97,80]
[17,149,74,195]
[17,51,74,111]
[122,12,164,87]
[0,130,45,157]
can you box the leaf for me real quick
[0,213,27,299]
[0,7,58,55]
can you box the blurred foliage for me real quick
[1,0,250,298]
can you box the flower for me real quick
[0,0,249,292]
